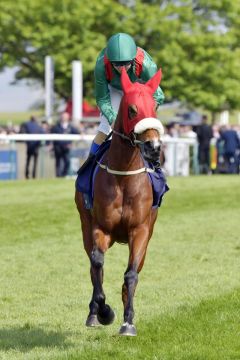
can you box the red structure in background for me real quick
[65,100,100,117]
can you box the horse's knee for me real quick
[91,248,104,268]
[124,269,138,287]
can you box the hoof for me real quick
[85,314,101,327]
[97,304,115,326]
[119,322,137,336]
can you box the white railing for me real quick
[0,133,197,144]
[0,134,199,178]
[0,134,94,142]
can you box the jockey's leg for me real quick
[77,128,110,179]
[88,85,123,155]
[78,117,111,174]
[78,86,122,175]
[91,118,110,153]
[90,131,107,151]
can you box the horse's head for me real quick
[118,67,164,163]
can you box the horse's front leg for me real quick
[75,191,99,327]
[87,227,115,327]
[119,224,150,336]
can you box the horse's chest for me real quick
[94,175,152,230]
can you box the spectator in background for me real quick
[196,115,213,174]
[179,124,197,139]
[41,120,50,134]
[165,121,179,138]
[51,112,79,177]
[21,116,45,179]
[218,125,240,174]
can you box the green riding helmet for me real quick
[106,33,137,63]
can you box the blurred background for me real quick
[0,0,240,180]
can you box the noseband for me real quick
[112,129,162,152]
[113,128,162,163]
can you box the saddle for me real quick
[75,140,169,210]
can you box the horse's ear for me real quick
[121,67,133,93]
[146,69,162,93]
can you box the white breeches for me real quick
[98,85,123,135]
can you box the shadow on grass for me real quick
[0,326,71,351]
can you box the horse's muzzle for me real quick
[139,140,162,163]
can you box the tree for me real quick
[0,0,127,99]
[124,0,240,115]
[179,0,240,114]
[0,0,240,115]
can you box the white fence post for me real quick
[45,56,54,124]
[72,61,83,126]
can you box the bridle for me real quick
[112,128,163,151]
[112,129,145,147]
[96,128,160,176]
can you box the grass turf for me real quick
[0,176,240,360]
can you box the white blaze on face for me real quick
[151,138,162,149]
[134,118,164,137]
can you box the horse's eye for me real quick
[128,105,137,119]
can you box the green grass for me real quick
[0,176,240,360]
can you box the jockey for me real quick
[82,32,165,168]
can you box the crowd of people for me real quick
[164,115,240,174]
[0,112,82,179]
[20,112,81,179]
[0,112,240,178]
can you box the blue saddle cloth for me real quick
[76,141,111,195]
[75,141,169,209]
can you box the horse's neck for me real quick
[107,121,142,171]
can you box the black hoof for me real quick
[119,322,137,336]
[97,304,115,326]
[85,314,101,327]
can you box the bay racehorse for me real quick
[75,68,167,336]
